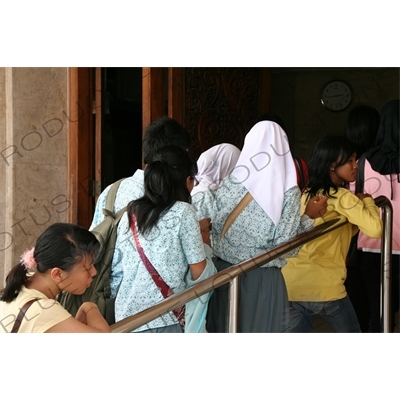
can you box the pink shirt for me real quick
[351,159,400,254]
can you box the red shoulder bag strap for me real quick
[130,214,185,327]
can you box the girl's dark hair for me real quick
[345,105,380,157]
[128,145,198,235]
[1,223,99,303]
[305,135,356,201]
[142,117,191,165]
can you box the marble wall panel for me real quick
[4,68,68,169]
[11,163,69,265]
[0,67,69,287]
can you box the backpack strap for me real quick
[101,205,127,225]
[219,192,253,241]
[104,178,126,214]
[99,177,128,236]
[355,153,366,194]
[11,299,38,333]
[92,178,127,308]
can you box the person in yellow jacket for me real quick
[282,135,382,333]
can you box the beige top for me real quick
[0,286,71,333]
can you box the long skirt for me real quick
[206,258,288,333]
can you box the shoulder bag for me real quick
[11,299,37,333]
[130,214,185,328]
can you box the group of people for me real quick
[344,100,400,332]
[1,99,398,333]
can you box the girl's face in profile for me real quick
[187,175,198,192]
[330,152,358,186]
[57,255,97,295]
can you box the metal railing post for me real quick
[109,219,342,332]
[1,197,394,334]
[378,197,393,333]
[227,276,239,333]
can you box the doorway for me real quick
[69,67,167,227]
[69,67,267,227]
[101,67,143,189]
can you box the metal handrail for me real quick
[110,218,345,333]
[0,196,393,333]
[110,195,392,333]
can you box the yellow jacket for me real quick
[282,188,382,302]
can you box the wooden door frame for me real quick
[70,67,154,228]
[69,67,161,227]
[142,67,165,167]
[68,67,270,227]
[168,67,184,122]
[68,67,94,228]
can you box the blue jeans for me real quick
[283,296,361,333]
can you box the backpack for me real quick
[58,178,127,325]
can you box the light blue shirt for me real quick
[90,169,145,229]
[191,189,216,221]
[90,169,217,332]
[207,175,314,267]
[112,201,207,332]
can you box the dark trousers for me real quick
[205,258,288,333]
[346,251,399,333]
[362,252,399,332]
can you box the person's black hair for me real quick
[142,116,191,165]
[1,223,99,303]
[366,99,400,175]
[345,105,380,157]
[128,145,198,235]
[305,135,356,201]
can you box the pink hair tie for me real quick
[20,247,37,272]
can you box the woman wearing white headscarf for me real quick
[191,143,241,231]
[206,121,327,333]
[191,143,241,196]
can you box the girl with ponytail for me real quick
[113,144,215,333]
[0,223,110,333]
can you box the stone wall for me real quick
[0,67,69,287]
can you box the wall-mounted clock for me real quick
[321,80,352,112]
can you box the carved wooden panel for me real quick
[183,68,270,158]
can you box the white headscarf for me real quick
[191,143,241,196]
[231,121,297,226]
